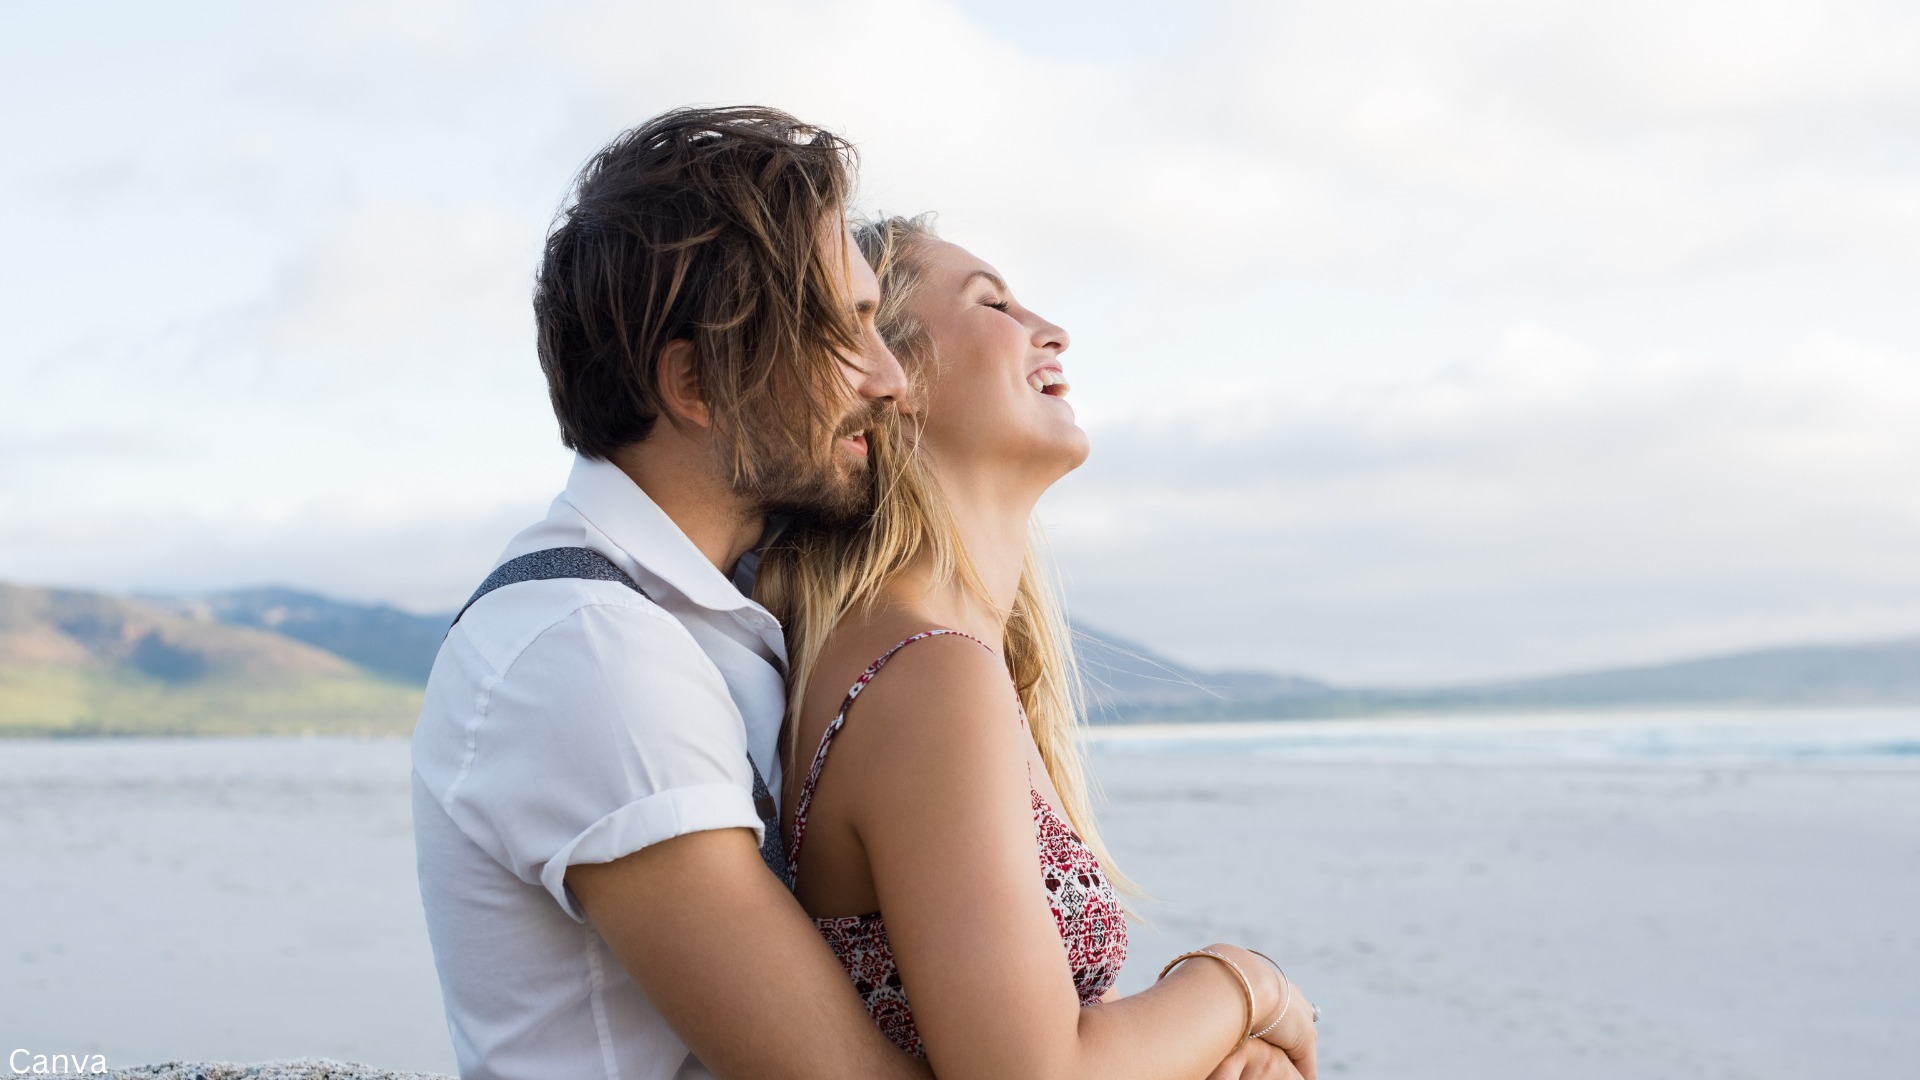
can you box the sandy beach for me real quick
[1096,713,1920,1078]
[3,711,1916,1079]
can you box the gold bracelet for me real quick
[1157,948,1256,1039]
[1246,949,1292,1039]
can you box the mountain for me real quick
[0,584,422,737]
[143,587,453,684]
[1390,637,1920,712]
[1080,634,1920,722]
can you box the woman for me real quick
[756,216,1318,1080]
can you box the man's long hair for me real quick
[755,215,1132,894]
[534,106,861,487]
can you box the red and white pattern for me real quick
[788,630,1129,1058]
[1032,786,1128,1005]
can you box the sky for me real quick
[3,0,1918,685]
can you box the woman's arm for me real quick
[830,636,1303,1080]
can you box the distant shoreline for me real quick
[1085,703,1920,742]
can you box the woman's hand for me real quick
[1203,944,1317,1080]
[1205,1038,1307,1080]
[1249,962,1316,1080]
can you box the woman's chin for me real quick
[1032,427,1091,481]
[1060,438,1091,476]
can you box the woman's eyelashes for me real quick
[982,296,1011,313]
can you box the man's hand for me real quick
[568,826,929,1080]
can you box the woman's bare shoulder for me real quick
[810,619,1025,765]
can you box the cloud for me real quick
[1048,329,1920,682]
[1196,0,1920,278]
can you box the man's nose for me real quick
[857,339,911,411]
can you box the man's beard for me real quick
[733,400,889,526]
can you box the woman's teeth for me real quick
[1027,369,1070,396]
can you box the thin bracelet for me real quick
[1157,949,1256,1039]
[1246,949,1292,1038]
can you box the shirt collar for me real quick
[562,453,759,614]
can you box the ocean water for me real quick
[1088,706,1920,766]
[3,709,1916,1079]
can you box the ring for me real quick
[1311,1003,1321,1024]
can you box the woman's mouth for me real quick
[1027,368,1070,397]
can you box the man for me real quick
[411,106,926,1080]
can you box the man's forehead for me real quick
[841,228,881,304]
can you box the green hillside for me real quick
[0,583,421,737]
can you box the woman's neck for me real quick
[880,467,1041,652]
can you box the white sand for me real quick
[0,739,452,1074]
[3,712,1916,1079]
[1097,715,1920,1078]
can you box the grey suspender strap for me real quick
[453,546,648,625]
[452,546,790,884]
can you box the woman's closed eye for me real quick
[982,297,1010,313]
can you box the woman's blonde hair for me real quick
[755,214,1130,892]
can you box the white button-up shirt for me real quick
[412,454,787,1080]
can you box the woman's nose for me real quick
[1033,316,1069,354]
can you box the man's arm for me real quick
[569,826,933,1080]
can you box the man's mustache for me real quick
[834,401,894,440]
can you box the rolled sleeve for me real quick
[426,592,764,922]
[541,782,761,919]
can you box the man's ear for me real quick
[655,339,711,429]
